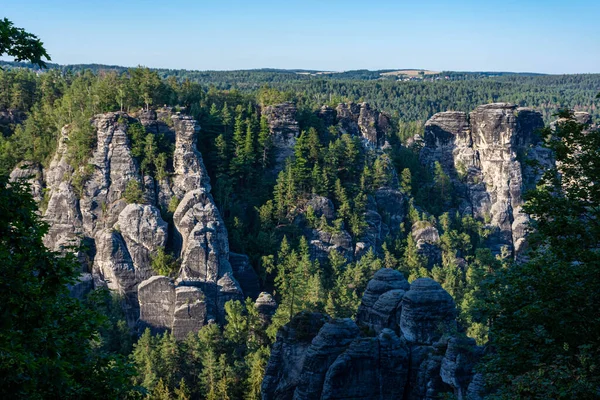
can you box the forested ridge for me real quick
[2,59,599,124]
[1,34,599,400]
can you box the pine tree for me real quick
[132,328,159,390]
[244,346,270,400]
[224,300,248,346]
[150,378,171,400]
[401,168,412,194]
[174,378,191,400]
[258,116,271,169]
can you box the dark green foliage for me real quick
[0,18,50,68]
[481,112,600,398]
[0,176,137,398]
[150,247,179,277]
[123,179,144,204]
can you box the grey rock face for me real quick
[335,102,390,147]
[317,105,336,127]
[412,222,442,268]
[400,278,456,345]
[43,126,83,253]
[408,345,452,400]
[68,272,94,300]
[172,114,211,196]
[293,319,360,400]
[261,102,299,173]
[321,330,409,400]
[262,312,330,400]
[93,229,139,326]
[0,108,25,133]
[262,269,479,400]
[335,102,361,136]
[230,252,261,300]
[10,162,44,203]
[308,228,354,262]
[172,286,207,340]
[118,204,168,280]
[255,292,278,324]
[374,187,406,234]
[306,195,335,220]
[173,189,232,282]
[138,276,208,339]
[81,112,140,236]
[356,268,410,334]
[440,337,481,399]
[138,275,176,334]
[420,103,545,256]
[37,110,245,339]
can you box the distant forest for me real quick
[2,60,598,123]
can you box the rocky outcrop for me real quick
[42,126,83,253]
[375,187,406,234]
[261,102,299,173]
[138,276,208,340]
[81,113,140,236]
[255,292,278,324]
[138,275,176,334]
[400,278,456,345]
[172,285,207,340]
[36,110,249,336]
[10,161,44,203]
[356,268,410,334]
[293,319,360,399]
[172,114,211,196]
[262,312,330,400]
[308,228,354,262]
[173,189,231,282]
[420,103,545,256]
[334,102,390,147]
[230,252,261,300]
[322,329,409,400]
[93,228,139,325]
[411,222,442,268]
[118,204,168,274]
[262,269,479,400]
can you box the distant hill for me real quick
[0,60,546,81]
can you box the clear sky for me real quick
[1,0,599,73]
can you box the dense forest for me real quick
[1,20,599,400]
[2,59,599,124]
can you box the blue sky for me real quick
[1,0,599,73]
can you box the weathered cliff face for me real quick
[31,109,254,334]
[261,101,390,178]
[261,102,300,174]
[335,102,390,147]
[9,161,44,203]
[420,103,545,255]
[262,269,482,400]
[171,114,211,196]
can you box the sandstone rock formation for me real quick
[9,161,44,203]
[420,103,545,255]
[262,269,481,400]
[261,102,299,173]
[33,109,251,335]
[335,102,390,147]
